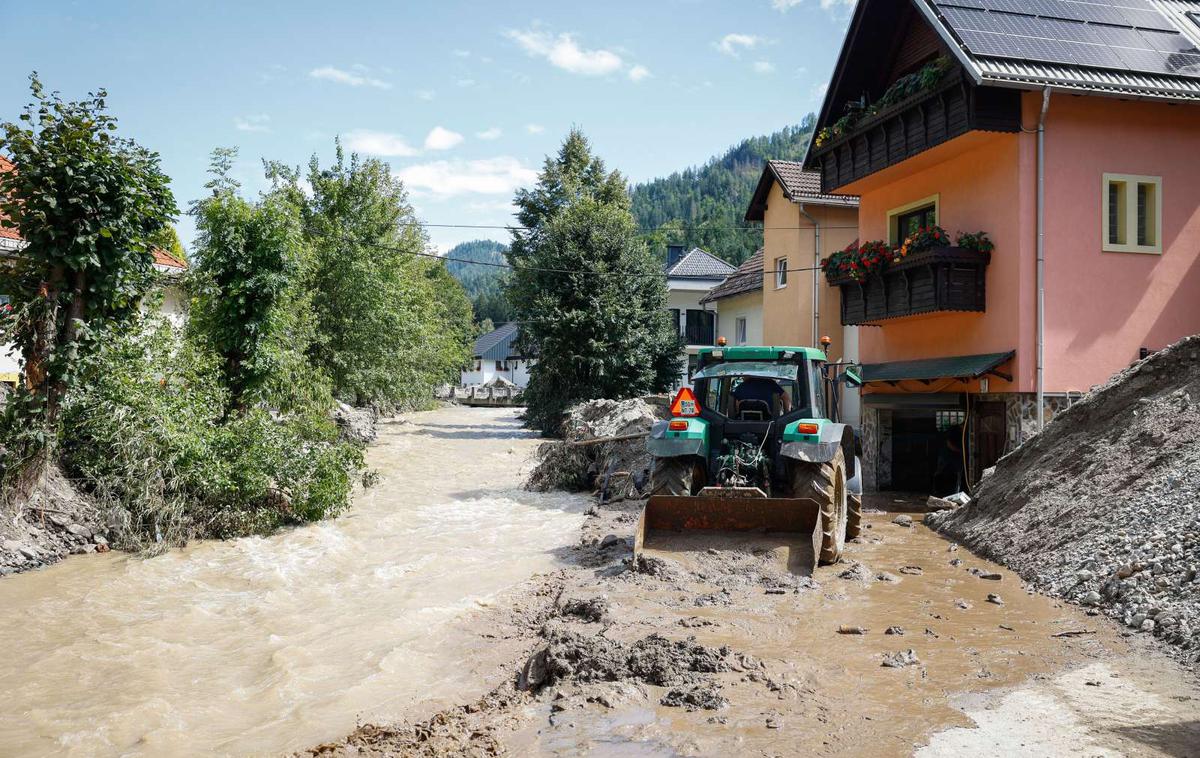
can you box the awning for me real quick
[861,351,1015,384]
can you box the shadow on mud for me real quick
[1109,720,1200,757]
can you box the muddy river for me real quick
[0,407,588,757]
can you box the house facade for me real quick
[700,248,765,347]
[804,0,1200,492]
[665,244,737,387]
[461,322,533,388]
[745,161,860,363]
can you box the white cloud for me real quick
[457,78,476,87]
[772,0,856,11]
[477,127,503,140]
[234,114,271,133]
[811,82,830,100]
[628,65,651,82]
[453,49,470,58]
[506,28,623,76]
[526,123,545,134]
[754,60,776,74]
[395,156,537,198]
[415,89,436,101]
[309,65,392,89]
[424,126,464,150]
[344,129,419,157]
[716,33,763,57]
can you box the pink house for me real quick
[804,0,1200,492]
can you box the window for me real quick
[685,309,715,346]
[474,359,482,371]
[936,410,966,432]
[774,257,788,288]
[735,317,747,345]
[1103,174,1162,254]
[887,195,940,244]
[495,360,505,371]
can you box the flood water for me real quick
[0,407,588,757]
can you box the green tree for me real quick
[268,141,472,408]
[189,148,304,413]
[0,74,176,493]
[149,224,188,263]
[508,131,681,433]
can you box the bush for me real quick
[59,316,363,552]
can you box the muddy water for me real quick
[0,407,588,757]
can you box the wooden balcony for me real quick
[831,246,991,325]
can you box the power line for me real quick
[331,235,830,280]
[394,221,862,234]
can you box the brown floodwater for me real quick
[0,407,588,757]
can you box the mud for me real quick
[318,487,1200,757]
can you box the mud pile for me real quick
[330,402,377,445]
[526,397,668,500]
[929,335,1200,667]
[0,464,108,576]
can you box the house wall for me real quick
[760,181,858,356]
[849,130,1032,394]
[668,280,721,386]
[1041,95,1200,393]
[713,291,763,346]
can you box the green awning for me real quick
[861,351,1015,383]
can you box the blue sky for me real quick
[1,0,854,253]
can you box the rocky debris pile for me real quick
[527,398,667,499]
[1,464,108,576]
[519,627,732,693]
[929,335,1200,668]
[330,402,377,445]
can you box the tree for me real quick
[189,148,304,413]
[507,130,681,433]
[149,224,188,263]
[268,140,472,408]
[0,74,176,492]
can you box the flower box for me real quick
[831,246,990,325]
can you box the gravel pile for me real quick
[929,335,1200,669]
[526,397,668,499]
[1,464,109,576]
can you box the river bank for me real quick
[0,407,589,756]
[312,490,1200,755]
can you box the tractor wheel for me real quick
[788,447,849,565]
[649,456,705,497]
[846,493,863,540]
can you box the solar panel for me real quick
[933,0,1200,79]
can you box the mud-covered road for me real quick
[315,412,1200,758]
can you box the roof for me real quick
[153,247,187,269]
[665,247,737,280]
[745,160,859,222]
[0,157,19,242]
[917,0,1200,101]
[472,322,522,361]
[862,350,1015,383]
[700,248,764,304]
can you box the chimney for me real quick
[666,244,686,269]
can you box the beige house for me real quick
[745,160,859,361]
[699,249,764,346]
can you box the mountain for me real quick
[445,239,514,326]
[629,115,816,265]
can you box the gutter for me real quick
[1036,86,1051,433]
[798,203,821,346]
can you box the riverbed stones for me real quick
[892,515,914,528]
[881,649,920,668]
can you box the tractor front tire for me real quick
[649,456,705,497]
[788,448,849,565]
[846,493,863,540]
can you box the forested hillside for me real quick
[630,115,815,264]
[445,239,514,326]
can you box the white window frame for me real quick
[774,257,788,289]
[886,194,940,245]
[734,317,748,345]
[1103,173,1162,255]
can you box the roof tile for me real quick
[700,248,764,303]
[665,247,738,279]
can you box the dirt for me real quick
[0,463,109,576]
[311,489,1200,757]
[929,334,1200,668]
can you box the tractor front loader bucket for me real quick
[634,489,824,575]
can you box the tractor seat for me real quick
[737,399,772,421]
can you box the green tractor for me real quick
[636,344,863,569]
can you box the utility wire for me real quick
[393,221,862,234]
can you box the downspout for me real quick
[1036,87,1051,433]
[799,203,821,346]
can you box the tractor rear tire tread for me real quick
[847,493,863,540]
[649,457,701,497]
[788,448,848,565]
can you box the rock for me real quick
[987,593,1004,605]
[978,571,1002,581]
[892,515,914,528]
[881,649,920,668]
[766,717,781,729]
[561,597,610,623]
[885,626,905,635]
[945,492,973,506]
[876,572,901,583]
[837,625,868,635]
[764,588,787,595]
[92,535,108,547]
[898,565,924,576]
[955,599,973,610]
[660,683,728,711]
[949,558,963,567]
[66,523,90,537]
[837,562,873,582]
[1141,619,1156,633]
[1081,591,1102,606]
[600,534,623,549]
[927,496,956,511]
[331,402,377,445]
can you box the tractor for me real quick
[636,343,863,569]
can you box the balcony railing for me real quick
[831,246,990,325]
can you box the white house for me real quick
[700,248,764,347]
[664,245,736,388]
[461,322,533,388]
